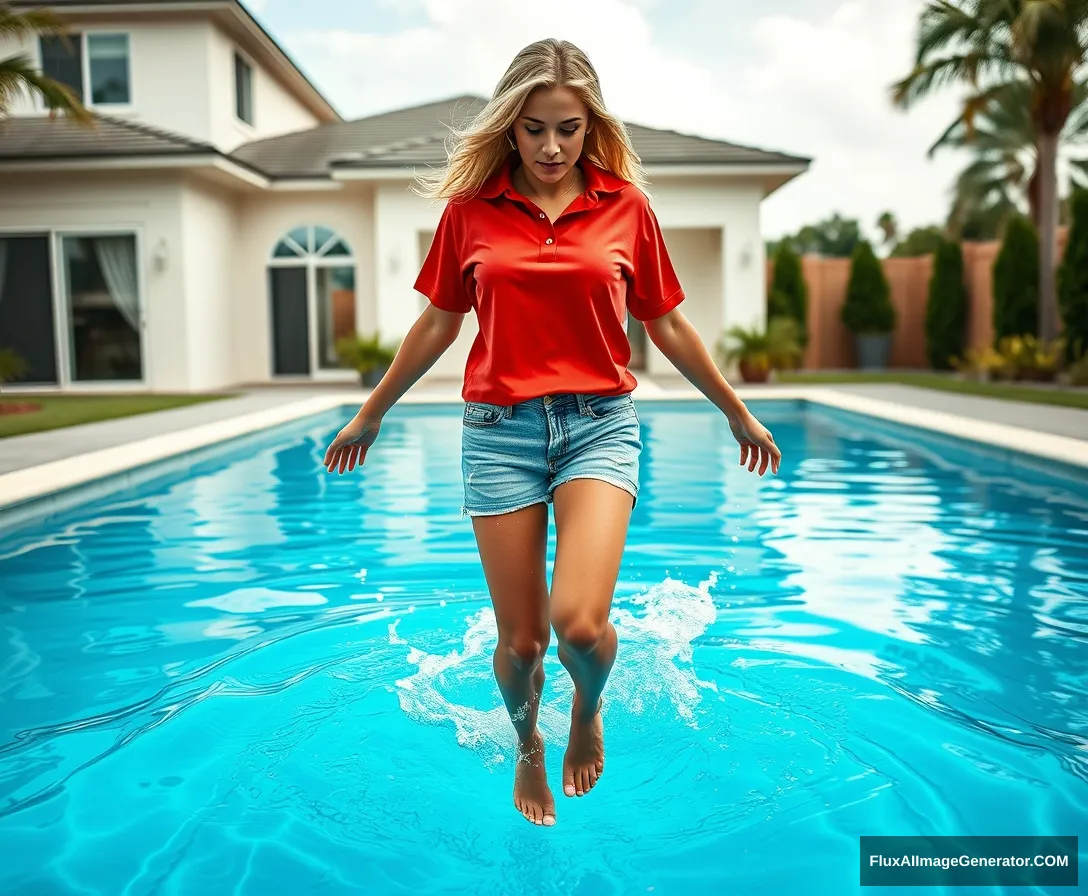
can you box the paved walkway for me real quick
[0,379,1085,478]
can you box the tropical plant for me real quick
[0,3,93,123]
[768,242,808,347]
[841,241,895,335]
[1057,186,1088,359]
[876,211,899,249]
[892,0,1088,343]
[993,214,1040,340]
[0,348,29,386]
[335,332,399,386]
[718,316,803,383]
[928,79,1088,239]
[925,239,968,368]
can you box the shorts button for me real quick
[543,396,553,405]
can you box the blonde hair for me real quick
[412,38,647,202]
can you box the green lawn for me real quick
[0,393,234,438]
[776,371,1088,410]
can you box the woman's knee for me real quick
[498,629,550,669]
[551,610,608,654]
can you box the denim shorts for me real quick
[460,392,642,517]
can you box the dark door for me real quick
[270,266,309,375]
[0,235,58,385]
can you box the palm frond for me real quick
[0,54,93,125]
[1070,156,1088,185]
[915,0,986,62]
[0,7,69,41]
[892,52,1016,107]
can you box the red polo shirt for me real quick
[413,151,685,405]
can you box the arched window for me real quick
[271,225,353,260]
[268,225,356,377]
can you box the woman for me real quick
[324,38,781,828]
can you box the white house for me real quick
[0,0,810,393]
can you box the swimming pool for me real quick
[0,399,1084,894]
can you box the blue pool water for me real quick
[0,399,1085,895]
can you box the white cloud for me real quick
[286,0,970,240]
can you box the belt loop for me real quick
[505,405,513,419]
[576,393,588,416]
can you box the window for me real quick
[235,52,253,125]
[39,32,131,107]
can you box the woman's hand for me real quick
[324,413,382,474]
[727,409,781,476]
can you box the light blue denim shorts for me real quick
[460,392,642,517]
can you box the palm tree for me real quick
[892,0,1088,342]
[929,79,1088,238]
[876,211,899,248]
[0,3,92,124]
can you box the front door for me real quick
[0,235,59,384]
[270,266,310,375]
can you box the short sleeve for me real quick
[626,196,685,321]
[414,201,473,313]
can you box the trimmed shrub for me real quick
[768,243,808,346]
[841,240,895,334]
[1058,187,1088,360]
[992,214,1039,341]
[925,239,968,369]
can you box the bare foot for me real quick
[563,696,604,797]
[514,732,556,826]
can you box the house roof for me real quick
[10,0,341,122]
[0,113,218,160]
[231,94,812,179]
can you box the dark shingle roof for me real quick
[0,113,217,160]
[231,94,811,179]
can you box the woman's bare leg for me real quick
[549,478,633,797]
[471,502,554,825]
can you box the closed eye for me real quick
[525,127,579,136]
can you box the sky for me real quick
[242,0,973,243]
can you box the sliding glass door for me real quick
[0,235,59,384]
[59,234,143,382]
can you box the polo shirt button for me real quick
[539,212,545,218]
[545,238,553,244]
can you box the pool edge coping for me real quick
[0,386,1084,524]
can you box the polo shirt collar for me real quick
[477,151,628,201]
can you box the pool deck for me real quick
[0,378,1086,526]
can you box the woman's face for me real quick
[511,86,591,185]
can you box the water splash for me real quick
[390,573,720,763]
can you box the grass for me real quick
[775,371,1088,410]
[0,393,234,438]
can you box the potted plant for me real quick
[718,315,802,383]
[0,348,37,416]
[841,240,896,369]
[335,332,400,387]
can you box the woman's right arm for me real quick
[324,304,465,473]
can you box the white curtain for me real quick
[93,236,140,331]
[0,239,7,308]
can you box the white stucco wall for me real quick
[207,25,321,152]
[234,187,376,384]
[0,171,188,390]
[181,182,240,390]
[1,19,320,151]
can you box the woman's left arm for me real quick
[643,308,782,476]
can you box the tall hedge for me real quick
[925,239,968,369]
[768,243,808,346]
[992,214,1039,340]
[1058,187,1088,358]
[841,240,896,334]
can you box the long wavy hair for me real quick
[412,39,647,202]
